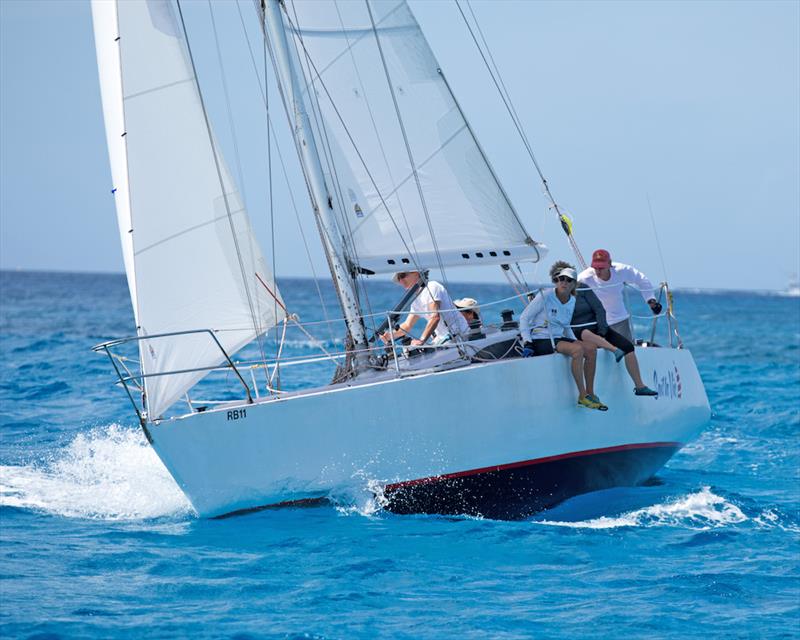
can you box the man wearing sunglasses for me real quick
[578,249,662,343]
[381,271,469,347]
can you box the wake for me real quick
[536,486,748,530]
[0,424,194,521]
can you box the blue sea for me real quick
[1,270,798,638]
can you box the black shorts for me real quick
[572,324,598,341]
[526,337,574,356]
[574,326,634,355]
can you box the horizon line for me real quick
[1,267,792,295]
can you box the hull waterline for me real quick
[147,346,710,519]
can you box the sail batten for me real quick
[92,0,285,418]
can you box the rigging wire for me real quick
[364,0,450,290]
[258,0,372,355]
[263,3,280,388]
[236,0,337,344]
[285,0,395,319]
[286,0,379,336]
[331,0,421,262]
[275,5,435,285]
[175,0,268,378]
[454,0,587,269]
[514,262,530,290]
[270,2,511,356]
[646,193,670,283]
[206,0,271,388]
[262,0,286,389]
[500,265,528,303]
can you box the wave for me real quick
[329,471,389,518]
[536,487,747,530]
[0,424,194,521]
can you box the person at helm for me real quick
[381,271,469,346]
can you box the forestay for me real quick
[279,0,544,274]
[92,0,285,418]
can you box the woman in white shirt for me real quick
[519,267,604,411]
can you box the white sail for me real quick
[277,0,543,274]
[92,0,285,418]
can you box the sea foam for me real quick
[0,424,193,521]
[537,486,748,530]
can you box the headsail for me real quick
[92,0,285,418]
[277,0,544,274]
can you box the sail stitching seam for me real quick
[123,77,193,102]
[349,123,468,234]
[133,208,242,256]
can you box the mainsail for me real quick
[92,0,285,418]
[276,0,543,274]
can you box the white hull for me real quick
[147,346,710,518]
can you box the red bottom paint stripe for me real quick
[384,442,682,491]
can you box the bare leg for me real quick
[624,352,646,388]
[556,341,586,397]
[579,329,616,353]
[582,342,597,396]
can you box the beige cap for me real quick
[392,270,419,283]
[453,297,479,309]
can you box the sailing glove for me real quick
[649,301,663,315]
[521,342,535,358]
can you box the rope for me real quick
[287,0,379,338]
[175,0,268,363]
[329,0,420,332]
[276,3,456,340]
[237,0,337,343]
[263,6,280,390]
[364,0,450,289]
[207,1,271,389]
[646,194,670,283]
[273,5,423,280]
[454,0,587,269]
[500,265,529,304]
[331,1,419,260]
[276,5,428,279]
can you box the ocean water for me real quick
[1,270,798,638]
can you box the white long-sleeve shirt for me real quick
[518,289,576,342]
[578,262,655,325]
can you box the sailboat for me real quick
[91,0,711,519]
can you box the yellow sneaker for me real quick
[586,394,609,411]
[578,395,603,410]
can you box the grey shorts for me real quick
[609,318,633,342]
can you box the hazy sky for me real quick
[1,0,798,291]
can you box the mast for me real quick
[261,0,369,364]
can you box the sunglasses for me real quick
[396,272,408,280]
[552,276,574,283]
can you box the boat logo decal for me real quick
[653,363,682,400]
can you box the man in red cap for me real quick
[578,249,662,343]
